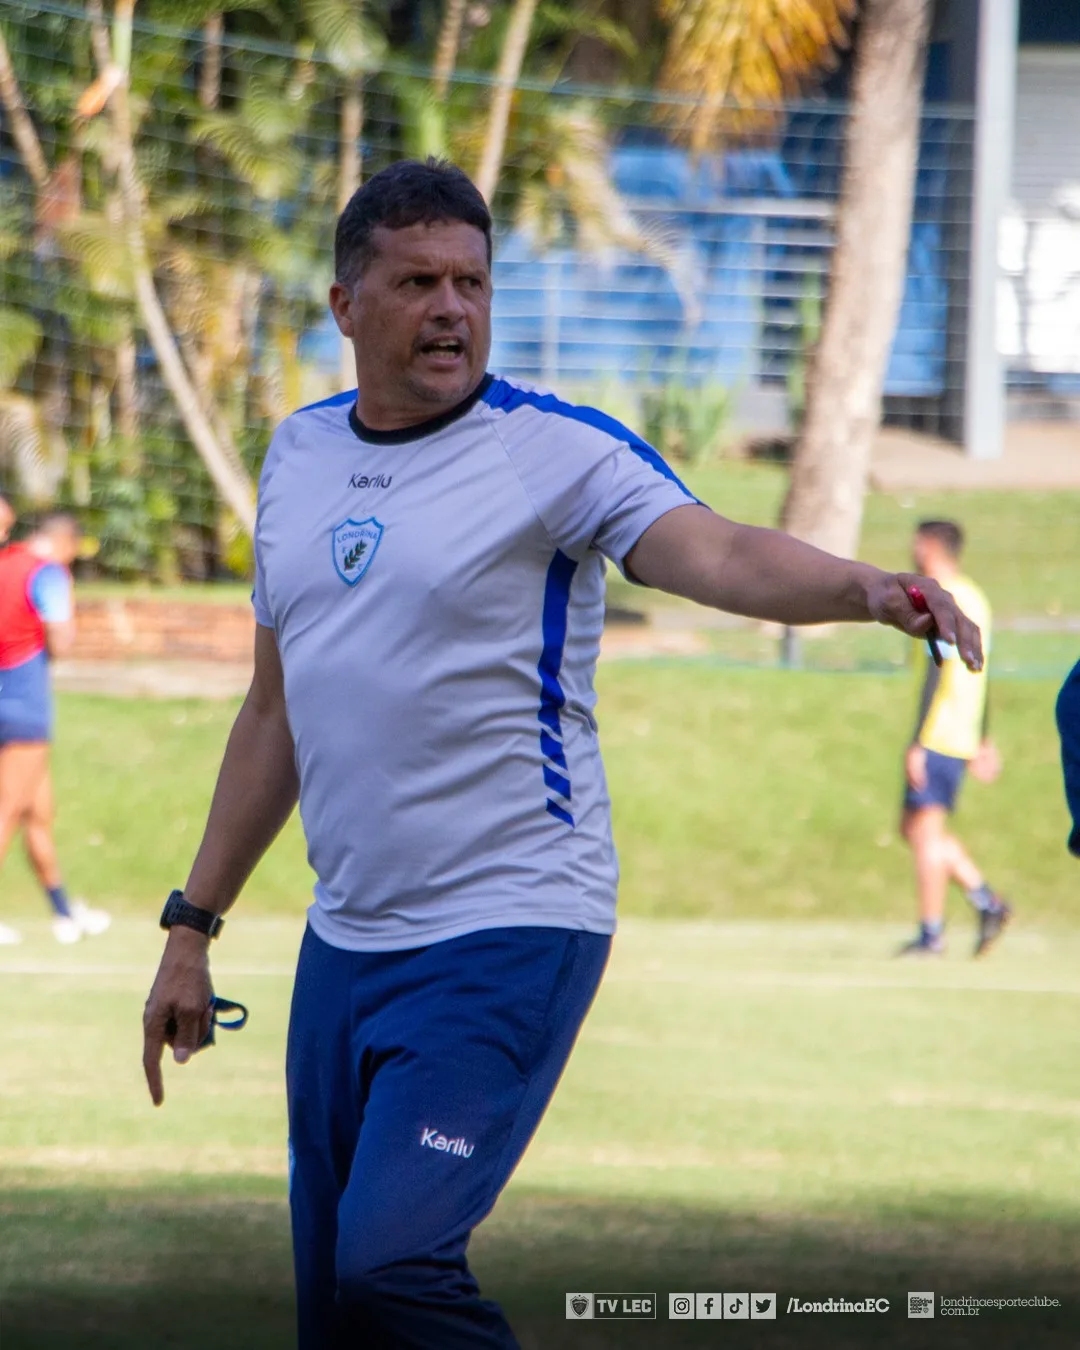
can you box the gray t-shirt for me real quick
[253,373,697,951]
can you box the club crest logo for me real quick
[332,517,383,586]
[564,1290,591,1323]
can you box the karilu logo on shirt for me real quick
[420,1126,474,1157]
[332,517,383,586]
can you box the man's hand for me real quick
[969,739,1002,784]
[905,743,928,792]
[143,927,214,1107]
[866,573,984,672]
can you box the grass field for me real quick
[1,919,1079,1349]
[2,668,1073,924]
[0,661,1075,1348]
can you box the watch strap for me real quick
[160,889,225,939]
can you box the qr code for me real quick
[907,1292,935,1319]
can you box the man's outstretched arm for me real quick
[142,623,299,1105]
[625,505,984,672]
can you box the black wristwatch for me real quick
[160,889,225,940]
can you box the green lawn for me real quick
[2,669,1073,926]
[1,919,1078,1348]
[602,460,1080,624]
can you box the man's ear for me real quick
[329,281,355,339]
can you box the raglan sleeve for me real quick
[28,563,73,623]
[505,406,701,576]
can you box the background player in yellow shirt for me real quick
[899,520,1009,957]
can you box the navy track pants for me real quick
[286,923,611,1348]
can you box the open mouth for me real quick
[418,336,467,361]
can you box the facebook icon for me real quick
[696,1293,723,1320]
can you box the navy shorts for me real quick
[904,748,967,813]
[0,651,52,745]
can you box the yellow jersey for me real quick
[914,574,991,761]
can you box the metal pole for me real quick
[963,0,1018,459]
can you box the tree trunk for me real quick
[475,0,539,204]
[199,13,224,110]
[0,27,50,190]
[89,0,256,532]
[432,0,467,98]
[114,326,139,443]
[780,0,932,559]
[337,83,364,213]
[338,81,364,391]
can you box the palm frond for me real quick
[658,0,855,151]
[303,0,387,77]
[0,392,68,502]
[243,74,316,146]
[148,0,276,23]
[0,230,26,264]
[521,102,703,326]
[388,76,449,161]
[0,307,44,388]
[191,113,303,198]
[534,2,637,59]
[57,215,136,300]
[540,102,707,326]
[153,190,220,225]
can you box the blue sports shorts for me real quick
[903,748,967,813]
[0,651,52,745]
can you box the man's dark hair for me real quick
[916,519,964,558]
[334,158,492,286]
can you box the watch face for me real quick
[162,892,213,934]
[163,892,186,924]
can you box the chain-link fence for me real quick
[0,1,1077,680]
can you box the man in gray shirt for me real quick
[143,158,983,1349]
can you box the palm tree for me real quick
[432,0,468,97]
[781,0,933,559]
[302,0,387,389]
[657,0,855,152]
[475,0,540,203]
[81,0,257,531]
[474,0,854,204]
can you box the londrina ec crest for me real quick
[332,517,383,586]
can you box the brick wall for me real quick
[71,598,256,662]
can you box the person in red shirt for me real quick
[0,503,109,944]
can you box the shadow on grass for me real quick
[2,1182,1079,1349]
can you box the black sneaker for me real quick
[896,932,946,957]
[974,901,1012,958]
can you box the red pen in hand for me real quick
[907,586,943,667]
